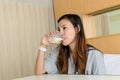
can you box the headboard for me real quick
[87,33,120,54]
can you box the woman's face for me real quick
[58,19,77,47]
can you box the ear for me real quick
[77,25,80,32]
[75,25,80,33]
[76,25,80,32]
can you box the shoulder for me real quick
[87,44,103,58]
[87,50,104,68]
[88,50,103,59]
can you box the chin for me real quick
[62,42,69,46]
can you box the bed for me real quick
[87,33,120,75]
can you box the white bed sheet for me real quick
[104,54,120,75]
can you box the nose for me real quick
[59,30,63,37]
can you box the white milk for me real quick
[48,37,63,44]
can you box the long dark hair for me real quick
[57,14,88,74]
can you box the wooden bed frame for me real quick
[87,33,120,54]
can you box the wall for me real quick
[53,0,120,38]
[53,0,120,20]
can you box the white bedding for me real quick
[104,54,120,75]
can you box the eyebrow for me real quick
[58,24,66,31]
[59,24,66,28]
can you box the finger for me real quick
[45,34,49,37]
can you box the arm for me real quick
[35,34,49,75]
[35,31,59,75]
[35,45,59,75]
[35,45,47,75]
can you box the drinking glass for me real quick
[48,32,63,44]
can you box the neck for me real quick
[69,41,76,53]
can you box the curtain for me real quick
[95,14,109,36]
[0,0,55,80]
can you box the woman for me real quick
[35,14,106,75]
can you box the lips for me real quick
[62,38,65,41]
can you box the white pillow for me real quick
[104,54,120,75]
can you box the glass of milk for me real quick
[48,32,63,44]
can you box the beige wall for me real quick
[53,0,120,38]
[53,0,120,20]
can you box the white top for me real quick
[44,48,106,74]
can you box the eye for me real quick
[63,27,66,30]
